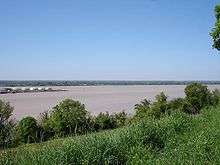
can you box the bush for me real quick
[47,99,89,136]
[134,99,151,119]
[184,83,212,113]
[39,100,127,140]
[133,92,169,120]
[168,98,185,111]
[38,111,54,141]
[16,116,39,144]
[149,92,169,118]
[0,99,15,148]
[94,112,116,130]
[211,89,220,105]
[112,111,127,127]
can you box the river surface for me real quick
[1,85,220,119]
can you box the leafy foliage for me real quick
[38,111,54,141]
[94,112,116,130]
[210,5,220,50]
[113,111,127,127]
[168,98,185,111]
[134,92,169,119]
[93,111,127,130]
[16,116,39,144]
[184,83,212,113]
[150,92,168,118]
[134,99,151,119]
[47,99,89,136]
[0,100,14,148]
[211,89,220,105]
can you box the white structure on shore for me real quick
[0,87,53,94]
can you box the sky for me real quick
[0,0,220,81]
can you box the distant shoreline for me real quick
[0,80,220,87]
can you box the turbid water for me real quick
[1,85,220,119]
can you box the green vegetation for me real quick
[211,5,220,50]
[16,117,39,144]
[0,83,220,164]
[0,99,129,149]
[1,103,220,164]
[43,99,90,137]
[93,111,127,131]
[0,100,14,149]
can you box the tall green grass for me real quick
[1,104,220,165]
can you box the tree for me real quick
[210,5,220,50]
[134,99,151,119]
[16,116,39,143]
[150,92,168,118]
[184,83,212,113]
[112,111,127,127]
[38,111,54,141]
[94,112,116,130]
[134,92,168,119]
[0,100,14,148]
[48,99,89,136]
[0,100,13,124]
[134,99,151,111]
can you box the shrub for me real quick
[94,112,116,130]
[134,92,169,120]
[0,99,15,148]
[168,98,185,111]
[149,92,169,118]
[184,83,212,113]
[16,116,39,144]
[211,89,220,106]
[112,111,127,127]
[134,99,151,119]
[38,111,54,141]
[47,99,89,136]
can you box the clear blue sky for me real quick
[0,0,220,80]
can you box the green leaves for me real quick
[48,99,89,136]
[210,5,220,50]
[0,100,14,148]
[16,116,39,144]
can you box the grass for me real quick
[1,104,220,165]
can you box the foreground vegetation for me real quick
[0,83,220,164]
[1,103,220,164]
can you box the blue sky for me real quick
[0,0,220,80]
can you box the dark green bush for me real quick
[133,92,169,120]
[94,112,116,130]
[148,92,169,118]
[168,98,185,111]
[0,99,15,148]
[38,100,127,140]
[16,116,39,144]
[184,83,212,113]
[47,99,89,136]
[134,99,151,119]
[38,111,54,141]
[112,111,127,127]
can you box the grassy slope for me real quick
[1,104,220,165]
